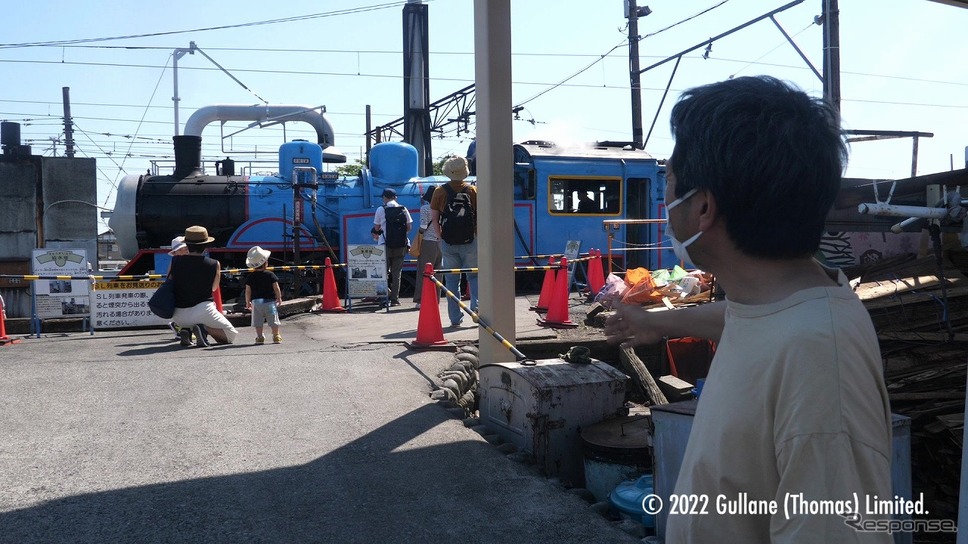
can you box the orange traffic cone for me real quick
[530,257,558,313]
[587,248,606,297]
[0,296,17,346]
[318,258,346,312]
[406,263,455,351]
[537,256,578,329]
[213,284,224,314]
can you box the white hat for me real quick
[168,236,187,256]
[246,246,271,268]
[442,156,469,181]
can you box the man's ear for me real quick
[697,190,718,231]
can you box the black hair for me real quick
[186,242,210,254]
[668,76,847,259]
[422,184,437,203]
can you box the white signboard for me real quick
[92,281,170,329]
[346,244,388,298]
[31,249,91,318]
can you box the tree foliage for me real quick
[335,158,365,177]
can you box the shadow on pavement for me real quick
[0,404,630,543]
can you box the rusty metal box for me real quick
[479,358,628,486]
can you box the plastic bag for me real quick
[621,273,663,305]
[624,267,651,287]
[594,273,628,308]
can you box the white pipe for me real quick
[856,202,949,219]
[183,105,336,148]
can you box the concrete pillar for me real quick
[473,0,515,364]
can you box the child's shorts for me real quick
[251,299,280,327]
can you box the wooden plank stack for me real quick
[853,252,968,522]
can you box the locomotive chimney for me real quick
[1,121,29,156]
[173,135,202,177]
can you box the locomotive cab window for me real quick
[549,177,620,216]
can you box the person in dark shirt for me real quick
[170,225,238,346]
[244,246,283,344]
[577,191,598,213]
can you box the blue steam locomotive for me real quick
[109,106,674,295]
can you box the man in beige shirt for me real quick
[605,76,892,543]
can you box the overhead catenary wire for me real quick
[104,53,172,205]
[0,2,409,49]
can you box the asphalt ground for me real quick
[0,296,637,543]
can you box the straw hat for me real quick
[168,236,187,256]
[183,225,215,245]
[442,156,469,181]
[246,246,271,268]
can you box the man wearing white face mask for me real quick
[663,187,702,265]
[605,76,891,543]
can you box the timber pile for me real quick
[853,253,968,528]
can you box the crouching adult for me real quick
[170,225,238,346]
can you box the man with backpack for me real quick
[371,188,412,306]
[430,156,478,327]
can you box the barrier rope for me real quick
[430,255,593,275]
[0,254,595,281]
[220,263,347,274]
[425,271,535,365]
[605,243,671,252]
[0,262,349,282]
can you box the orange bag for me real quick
[624,267,651,287]
[621,272,662,305]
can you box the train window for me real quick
[548,177,621,216]
[514,167,536,200]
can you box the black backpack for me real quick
[383,205,409,249]
[440,184,476,245]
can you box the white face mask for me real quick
[665,187,702,264]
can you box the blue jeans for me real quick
[440,239,478,325]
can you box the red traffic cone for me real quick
[538,256,578,329]
[0,296,18,346]
[318,258,346,312]
[406,263,455,351]
[587,248,605,297]
[213,284,224,314]
[530,257,557,313]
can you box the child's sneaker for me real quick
[272,333,282,344]
[255,336,265,344]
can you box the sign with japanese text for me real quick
[346,244,388,298]
[31,249,91,318]
[92,281,170,329]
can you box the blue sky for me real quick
[2,0,966,231]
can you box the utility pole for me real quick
[627,1,651,149]
[821,0,840,111]
[62,86,75,158]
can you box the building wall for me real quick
[0,155,97,318]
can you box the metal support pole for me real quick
[62,87,75,158]
[627,0,648,149]
[821,0,841,111]
[172,43,197,136]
